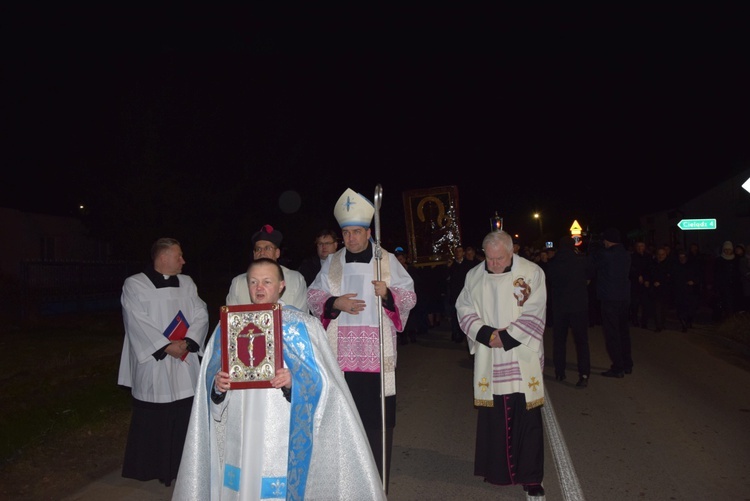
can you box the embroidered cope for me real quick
[456,255,547,409]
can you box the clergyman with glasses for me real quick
[226,224,309,312]
[298,228,340,286]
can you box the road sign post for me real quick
[677,218,717,230]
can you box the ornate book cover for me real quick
[220,303,283,389]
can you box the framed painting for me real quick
[402,185,462,267]
[220,303,283,389]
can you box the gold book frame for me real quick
[220,303,283,389]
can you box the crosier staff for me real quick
[372,183,386,492]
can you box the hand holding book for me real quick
[164,310,191,361]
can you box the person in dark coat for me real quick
[395,247,428,343]
[297,228,339,286]
[648,246,673,332]
[592,227,633,378]
[546,236,595,388]
[629,241,653,328]
[672,248,701,331]
[712,240,744,321]
[447,245,477,342]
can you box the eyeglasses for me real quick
[316,241,336,248]
[254,245,276,253]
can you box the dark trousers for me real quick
[675,287,699,326]
[552,310,591,377]
[630,286,649,327]
[121,396,193,486]
[600,299,633,373]
[651,289,669,330]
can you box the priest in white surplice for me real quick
[119,237,209,487]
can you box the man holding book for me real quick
[173,258,385,500]
[118,237,209,487]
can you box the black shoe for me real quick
[576,375,589,388]
[524,484,545,497]
[624,368,632,374]
[601,370,624,378]
[554,374,566,382]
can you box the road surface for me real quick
[65,313,750,500]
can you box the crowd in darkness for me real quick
[393,231,749,392]
[392,235,750,342]
[616,239,750,330]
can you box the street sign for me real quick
[677,218,717,230]
[569,220,583,246]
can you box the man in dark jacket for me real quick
[546,236,595,387]
[447,245,477,342]
[592,227,633,378]
[297,228,339,286]
[629,241,653,328]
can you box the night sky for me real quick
[3,4,750,261]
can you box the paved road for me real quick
[65,314,750,500]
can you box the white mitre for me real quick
[333,188,375,228]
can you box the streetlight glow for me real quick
[533,212,543,238]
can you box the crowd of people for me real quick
[117,199,748,499]
[516,235,750,333]
[623,238,750,330]
[389,232,750,346]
